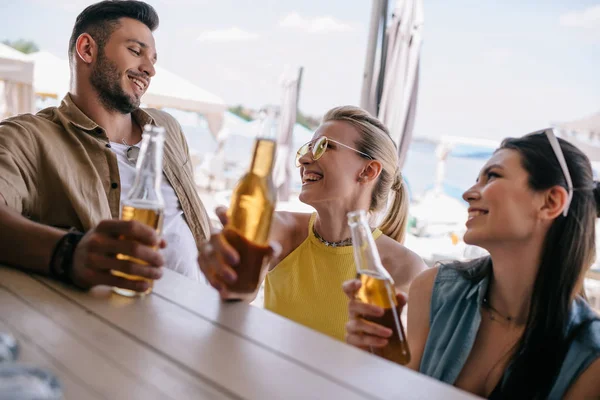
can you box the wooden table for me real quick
[0,266,479,400]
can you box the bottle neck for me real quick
[127,132,165,206]
[250,138,276,177]
[348,210,391,280]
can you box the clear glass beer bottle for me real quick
[112,125,165,297]
[348,209,410,365]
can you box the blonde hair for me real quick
[322,106,409,243]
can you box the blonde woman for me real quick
[199,106,426,341]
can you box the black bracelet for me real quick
[49,231,85,286]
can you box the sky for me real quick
[1,0,598,140]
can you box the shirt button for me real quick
[105,143,111,148]
[111,182,118,189]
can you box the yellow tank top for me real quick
[264,213,382,341]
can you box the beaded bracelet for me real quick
[48,231,85,286]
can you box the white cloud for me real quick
[559,5,600,29]
[197,27,259,43]
[279,12,354,34]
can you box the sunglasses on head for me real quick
[542,128,573,217]
[295,136,373,167]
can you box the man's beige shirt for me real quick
[0,94,210,245]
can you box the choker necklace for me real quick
[312,226,353,247]
[482,294,513,323]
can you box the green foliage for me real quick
[296,110,320,130]
[228,104,319,130]
[2,39,40,54]
[228,105,253,121]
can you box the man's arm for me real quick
[0,197,64,273]
[0,197,166,291]
[0,118,167,291]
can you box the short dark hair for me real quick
[68,0,159,62]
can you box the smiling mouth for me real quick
[468,210,489,219]
[128,76,147,92]
[302,173,323,184]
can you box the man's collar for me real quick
[58,93,156,134]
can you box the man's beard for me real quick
[90,50,140,114]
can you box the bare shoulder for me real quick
[405,266,438,370]
[270,211,312,264]
[271,211,311,238]
[564,356,600,399]
[407,267,438,329]
[409,267,438,299]
[376,234,427,292]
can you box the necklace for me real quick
[482,294,514,323]
[312,226,353,247]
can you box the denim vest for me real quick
[419,263,600,398]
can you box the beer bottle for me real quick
[347,210,411,365]
[112,125,165,297]
[223,111,277,299]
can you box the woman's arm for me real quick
[405,267,437,371]
[564,356,600,399]
[377,235,427,294]
[267,211,310,269]
[198,208,307,301]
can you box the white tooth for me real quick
[468,210,486,218]
[131,77,144,90]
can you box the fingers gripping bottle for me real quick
[112,125,165,297]
[223,111,277,299]
[348,210,410,365]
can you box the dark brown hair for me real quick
[457,131,599,398]
[68,0,158,62]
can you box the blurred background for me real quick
[1,0,599,306]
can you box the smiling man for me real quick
[0,1,210,291]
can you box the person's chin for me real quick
[128,90,142,104]
[298,190,310,204]
[125,94,141,109]
[298,190,320,206]
[463,230,485,247]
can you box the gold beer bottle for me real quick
[223,111,277,299]
[112,125,165,297]
[347,210,411,365]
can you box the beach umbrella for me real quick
[0,43,34,118]
[378,0,424,168]
[361,0,424,169]
[26,51,69,100]
[143,65,226,137]
[273,67,303,201]
[553,111,600,162]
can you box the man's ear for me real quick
[358,160,383,183]
[75,33,97,65]
[539,185,570,219]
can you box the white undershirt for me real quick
[109,141,199,281]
